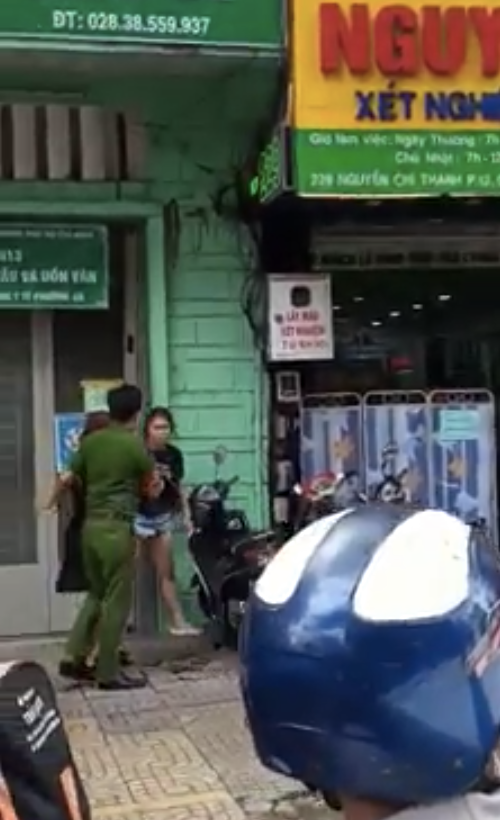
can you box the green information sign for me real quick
[294,129,500,197]
[249,127,291,203]
[0,0,281,49]
[0,224,108,309]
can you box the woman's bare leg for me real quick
[148,533,188,630]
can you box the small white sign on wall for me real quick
[268,274,333,361]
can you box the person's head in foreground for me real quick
[239,504,500,820]
[107,383,143,428]
[81,410,110,438]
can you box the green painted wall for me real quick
[0,61,277,628]
[139,68,274,625]
[17,65,274,526]
[142,69,273,529]
[165,211,269,624]
[167,218,267,520]
[142,70,273,625]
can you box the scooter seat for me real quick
[230,529,275,556]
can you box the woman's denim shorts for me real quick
[133,512,179,539]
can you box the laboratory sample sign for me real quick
[268,274,333,361]
[0,224,108,309]
[0,0,282,50]
[290,0,500,196]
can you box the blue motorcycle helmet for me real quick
[239,505,500,805]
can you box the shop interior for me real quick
[253,197,500,534]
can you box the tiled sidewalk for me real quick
[0,640,335,820]
[63,657,304,820]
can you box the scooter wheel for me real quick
[207,620,224,651]
[196,587,211,619]
[222,602,240,651]
[197,590,224,650]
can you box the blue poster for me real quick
[53,413,85,473]
[362,394,430,505]
[301,403,362,482]
[430,400,496,537]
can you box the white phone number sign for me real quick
[52,10,211,38]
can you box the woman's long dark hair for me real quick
[143,406,176,438]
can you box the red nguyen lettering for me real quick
[421,7,467,75]
[319,3,419,75]
[469,7,500,76]
[374,6,419,75]
[319,3,495,78]
[319,3,370,74]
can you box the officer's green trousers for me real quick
[65,518,134,683]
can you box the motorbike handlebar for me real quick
[299,477,340,501]
[213,475,239,498]
[314,483,337,498]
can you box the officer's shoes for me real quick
[98,671,147,690]
[59,659,95,683]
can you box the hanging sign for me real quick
[0,224,108,309]
[81,378,123,412]
[248,127,292,204]
[291,0,500,197]
[0,0,282,50]
[268,274,333,361]
[437,408,480,442]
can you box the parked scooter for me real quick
[293,471,366,530]
[188,448,277,649]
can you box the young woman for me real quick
[134,407,200,636]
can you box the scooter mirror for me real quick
[213,445,227,466]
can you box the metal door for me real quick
[47,228,140,632]
[0,313,51,635]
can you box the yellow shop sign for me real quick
[290,0,500,197]
[292,0,500,130]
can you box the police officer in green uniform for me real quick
[58,384,156,691]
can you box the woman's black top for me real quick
[138,444,184,518]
